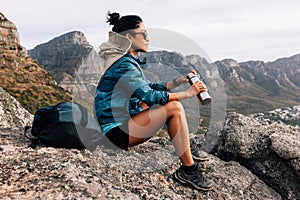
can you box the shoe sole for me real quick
[173,172,214,191]
[192,155,209,162]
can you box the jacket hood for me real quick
[99,31,132,71]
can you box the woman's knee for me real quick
[165,101,184,115]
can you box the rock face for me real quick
[212,112,300,200]
[28,31,104,106]
[0,87,33,128]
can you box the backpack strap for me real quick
[77,103,88,127]
[24,126,39,149]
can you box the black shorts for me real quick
[102,122,129,150]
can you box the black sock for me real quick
[182,163,197,172]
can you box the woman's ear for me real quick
[125,33,133,40]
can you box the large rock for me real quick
[0,87,33,128]
[212,112,300,199]
[0,127,280,199]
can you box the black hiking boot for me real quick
[191,147,209,162]
[173,163,214,191]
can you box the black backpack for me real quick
[25,102,103,151]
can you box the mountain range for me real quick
[27,30,300,130]
[1,11,300,120]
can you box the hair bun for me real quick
[106,12,120,26]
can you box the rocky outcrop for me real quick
[28,31,104,106]
[0,87,33,128]
[0,127,280,200]
[3,101,300,199]
[211,112,300,200]
[0,12,27,57]
[2,89,299,198]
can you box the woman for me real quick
[94,12,214,191]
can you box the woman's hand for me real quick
[186,80,207,98]
[177,70,198,85]
[169,70,198,89]
[175,75,188,85]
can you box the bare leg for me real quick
[127,101,194,166]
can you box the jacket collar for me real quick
[99,31,132,71]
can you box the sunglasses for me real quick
[130,31,148,40]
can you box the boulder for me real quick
[212,112,300,199]
[0,87,33,128]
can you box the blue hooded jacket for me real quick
[94,32,169,134]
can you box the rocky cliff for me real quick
[28,31,104,107]
[0,12,72,114]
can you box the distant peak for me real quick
[34,31,92,49]
[55,31,91,46]
[219,59,239,67]
[60,31,86,40]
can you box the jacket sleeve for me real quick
[148,81,168,91]
[115,61,169,106]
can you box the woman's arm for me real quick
[165,70,197,90]
[165,78,181,90]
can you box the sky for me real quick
[2,0,300,62]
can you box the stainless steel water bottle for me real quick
[187,73,212,105]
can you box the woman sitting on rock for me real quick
[94,11,214,191]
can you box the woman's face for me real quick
[127,22,149,56]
